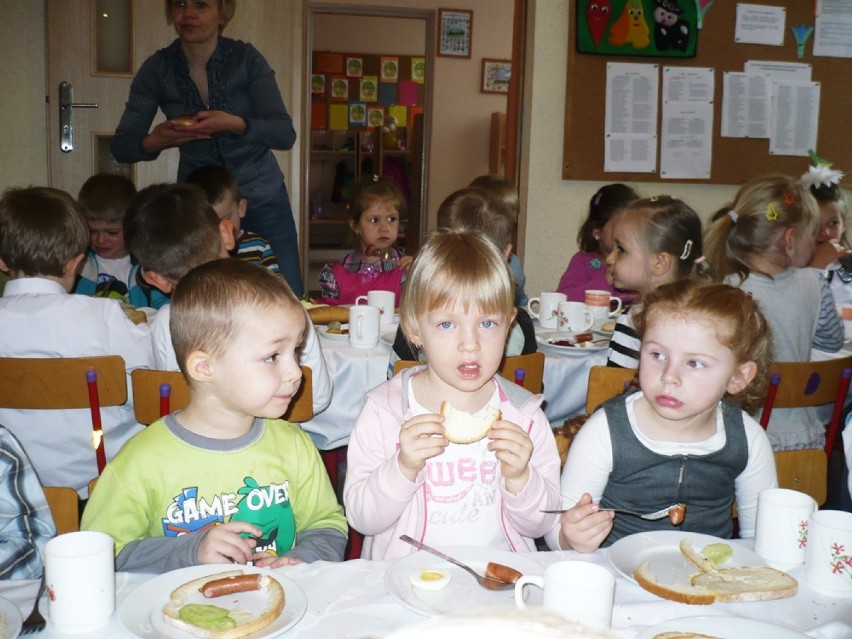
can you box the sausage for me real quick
[485,561,523,584]
[200,573,262,598]
[669,503,687,526]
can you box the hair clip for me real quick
[766,203,780,221]
[371,174,380,183]
[649,195,658,202]
[781,189,796,205]
[593,191,603,206]
[800,164,844,190]
[727,209,738,223]
[679,239,693,260]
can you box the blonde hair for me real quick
[165,0,236,32]
[400,230,515,343]
[704,174,820,281]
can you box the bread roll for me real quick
[307,305,350,325]
[171,115,198,127]
[440,401,501,444]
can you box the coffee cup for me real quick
[527,292,566,329]
[753,488,817,570]
[804,509,852,598]
[356,290,396,326]
[348,304,381,349]
[557,301,594,333]
[514,560,614,629]
[45,531,116,633]
[584,289,623,321]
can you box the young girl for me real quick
[344,231,562,560]
[557,184,638,302]
[547,280,777,552]
[704,174,844,450]
[605,195,704,369]
[802,159,852,305]
[318,176,412,306]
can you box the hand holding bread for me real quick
[397,413,449,482]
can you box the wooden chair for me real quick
[584,366,638,414]
[0,355,127,475]
[43,486,80,535]
[392,352,546,394]
[774,449,828,505]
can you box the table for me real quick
[300,327,605,450]
[25,546,852,638]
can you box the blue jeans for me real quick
[244,182,304,296]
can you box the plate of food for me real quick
[592,318,617,337]
[0,596,22,639]
[117,566,306,639]
[316,323,349,340]
[385,546,543,617]
[536,331,608,356]
[636,615,809,639]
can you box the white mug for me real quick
[527,292,566,329]
[348,304,381,349]
[753,488,817,570]
[584,289,623,321]
[514,560,615,629]
[45,531,115,633]
[557,301,594,333]
[804,509,852,598]
[356,290,396,326]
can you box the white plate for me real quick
[385,546,544,617]
[0,595,22,639]
[381,331,397,347]
[607,531,763,585]
[536,331,608,356]
[636,615,809,639]
[117,565,307,639]
[316,324,349,341]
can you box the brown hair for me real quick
[185,165,240,212]
[576,184,638,252]
[468,174,519,222]
[436,187,514,251]
[77,173,137,222]
[347,176,407,224]
[635,279,773,414]
[165,0,236,32]
[0,187,88,277]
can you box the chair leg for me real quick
[346,527,363,560]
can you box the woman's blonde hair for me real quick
[400,230,515,343]
[703,174,820,281]
[165,0,236,32]
[635,278,773,414]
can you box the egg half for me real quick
[409,568,452,591]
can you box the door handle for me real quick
[59,81,98,153]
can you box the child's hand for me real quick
[398,255,414,271]
[197,522,261,565]
[558,493,614,553]
[252,552,304,568]
[487,420,533,493]
[398,413,448,482]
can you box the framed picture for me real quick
[481,59,511,94]
[437,9,473,58]
[380,57,399,82]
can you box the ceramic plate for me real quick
[607,531,763,585]
[316,324,350,341]
[117,565,307,639]
[0,596,22,639]
[636,615,808,639]
[385,546,543,617]
[536,331,608,357]
[381,331,397,347]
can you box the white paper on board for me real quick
[735,4,786,46]
[721,71,770,139]
[660,67,714,180]
[769,81,820,157]
[604,62,658,173]
[814,0,852,58]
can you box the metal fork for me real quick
[540,504,679,520]
[399,535,514,591]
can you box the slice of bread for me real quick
[691,566,797,603]
[440,401,501,444]
[679,539,717,573]
[653,633,725,639]
[634,562,716,606]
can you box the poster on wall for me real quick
[576,0,698,58]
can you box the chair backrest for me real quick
[130,366,314,424]
[761,355,852,456]
[392,352,546,394]
[774,449,828,506]
[43,486,80,535]
[584,366,638,415]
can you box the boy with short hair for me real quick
[82,259,348,572]
[0,187,153,496]
[73,172,168,309]
[186,165,282,275]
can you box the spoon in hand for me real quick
[541,503,682,521]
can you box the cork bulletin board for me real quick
[563,1,852,184]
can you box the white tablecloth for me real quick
[27,547,852,638]
[300,328,605,450]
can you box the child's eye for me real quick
[687,359,705,369]
[386,216,398,224]
[480,319,497,328]
[438,321,454,329]
[264,353,280,364]
[367,216,379,224]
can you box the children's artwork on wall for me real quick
[360,76,378,102]
[380,57,399,82]
[330,77,349,101]
[437,9,473,58]
[576,0,698,58]
[411,57,426,84]
[314,52,344,74]
[368,106,385,128]
[349,102,367,126]
[481,59,511,94]
[311,74,326,96]
[346,57,363,77]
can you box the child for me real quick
[557,184,639,303]
[124,183,332,416]
[73,172,169,310]
[344,231,561,560]
[801,158,852,305]
[604,195,704,369]
[704,174,844,450]
[185,165,283,276]
[82,259,348,572]
[318,176,412,306]
[547,280,778,552]
[0,187,154,496]
[469,174,529,306]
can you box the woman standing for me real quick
[111,0,304,295]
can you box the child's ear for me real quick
[186,349,214,383]
[218,220,237,252]
[782,226,797,254]
[238,198,248,219]
[651,252,673,277]
[502,244,513,262]
[726,361,757,395]
[63,253,86,278]
[142,269,174,295]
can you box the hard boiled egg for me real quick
[409,568,452,591]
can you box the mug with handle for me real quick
[557,301,595,333]
[355,290,396,326]
[348,305,381,349]
[526,292,566,330]
[584,289,623,321]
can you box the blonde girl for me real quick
[548,280,777,552]
[704,174,844,450]
[344,231,561,560]
[605,196,704,368]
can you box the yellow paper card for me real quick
[388,105,408,127]
[329,104,349,131]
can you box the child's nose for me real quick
[661,364,680,385]
[282,358,303,384]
